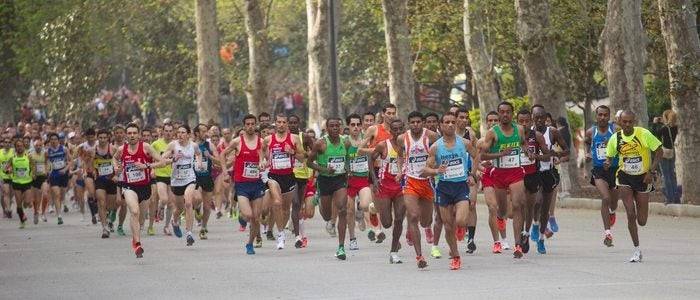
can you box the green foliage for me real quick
[567,109,583,131]
[645,76,672,121]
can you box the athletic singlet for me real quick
[112,143,125,182]
[348,136,369,178]
[30,148,48,176]
[0,148,15,180]
[234,136,262,183]
[171,141,197,187]
[435,137,470,183]
[151,138,172,177]
[521,129,538,174]
[120,142,152,187]
[591,124,618,168]
[47,145,67,175]
[93,145,114,178]
[195,140,213,176]
[606,127,661,176]
[292,133,312,179]
[537,126,554,171]
[370,124,392,148]
[11,152,32,184]
[268,133,295,176]
[379,139,401,182]
[404,129,430,180]
[317,136,347,177]
[490,123,521,169]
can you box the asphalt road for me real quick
[1,204,699,299]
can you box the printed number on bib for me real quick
[328,157,345,174]
[175,164,192,180]
[97,163,113,176]
[15,168,28,178]
[272,153,292,170]
[498,149,520,168]
[388,158,399,175]
[52,159,66,170]
[125,164,146,183]
[596,143,607,161]
[35,164,46,174]
[443,158,465,180]
[408,155,428,174]
[243,162,260,179]
[350,156,368,173]
[623,156,643,175]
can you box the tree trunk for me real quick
[195,0,220,124]
[381,0,416,118]
[464,0,501,135]
[516,0,579,196]
[244,0,270,117]
[306,0,334,133]
[657,0,700,204]
[600,0,648,126]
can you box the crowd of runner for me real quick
[0,102,662,268]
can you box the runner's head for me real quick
[449,104,460,115]
[497,101,514,125]
[112,125,125,143]
[288,114,300,133]
[84,127,96,143]
[362,112,375,131]
[486,111,499,128]
[274,114,288,134]
[14,138,25,154]
[305,128,316,140]
[346,113,362,137]
[425,112,439,132]
[176,124,191,143]
[532,105,547,130]
[517,108,532,128]
[407,111,424,134]
[243,114,257,136]
[97,129,111,146]
[33,135,44,149]
[619,110,636,135]
[125,123,141,145]
[194,123,209,141]
[162,123,174,141]
[47,133,60,148]
[325,118,342,138]
[389,119,404,138]
[440,113,457,137]
[221,128,232,142]
[455,107,470,130]
[595,105,611,127]
[382,103,397,124]
[22,135,30,149]
[142,128,153,143]
[258,112,271,127]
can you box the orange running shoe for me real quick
[370,213,379,227]
[513,244,523,259]
[492,241,503,254]
[416,256,427,269]
[496,217,506,232]
[456,227,466,242]
[449,256,461,270]
[544,228,554,239]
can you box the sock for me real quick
[300,219,306,237]
[634,246,640,251]
[605,229,611,235]
[109,209,116,223]
[17,207,25,220]
[609,208,615,214]
[467,226,476,241]
[238,217,247,227]
[88,198,97,216]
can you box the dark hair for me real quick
[162,123,174,130]
[456,107,469,115]
[275,114,288,121]
[532,104,545,111]
[288,114,300,122]
[125,123,140,132]
[258,112,271,120]
[440,113,455,122]
[325,117,342,125]
[363,111,375,119]
[113,125,125,132]
[346,113,361,125]
[497,101,514,112]
[243,114,257,123]
[382,103,397,113]
[425,112,439,120]
[142,127,153,134]
[596,105,611,114]
[407,111,424,121]
[517,108,531,117]
[84,128,96,136]
[178,124,191,134]
[47,133,59,140]
[193,123,208,135]
[97,129,111,136]
[487,111,498,117]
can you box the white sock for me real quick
[609,208,615,214]
[605,229,611,235]
[634,246,640,251]
[300,219,306,237]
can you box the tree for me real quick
[657,0,700,204]
[244,0,271,117]
[306,0,335,130]
[464,0,501,134]
[381,0,416,118]
[600,0,648,126]
[195,0,221,124]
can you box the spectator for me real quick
[282,93,294,116]
[656,109,680,204]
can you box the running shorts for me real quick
[171,182,195,196]
[32,175,47,189]
[268,173,296,194]
[95,177,117,195]
[591,166,617,190]
[436,181,469,207]
[196,175,215,193]
[347,176,370,198]
[317,175,347,197]
[616,171,654,193]
[403,177,434,201]
[490,167,525,189]
[235,180,265,200]
[122,184,152,203]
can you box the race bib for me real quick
[350,156,368,173]
[35,164,46,174]
[498,149,520,168]
[328,157,345,174]
[408,155,428,174]
[443,158,465,180]
[97,163,113,177]
[243,162,260,179]
[125,164,146,183]
[271,152,292,170]
[294,158,305,169]
[623,156,643,175]
[520,146,535,165]
[596,143,607,161]
[52,159,66,170]
[195,157,209,172]
[388,157,399,175]
[175,164,193,179]
[15,168,28,178]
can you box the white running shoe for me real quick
[349,238,359,250]
[629,249,642,263]
[501,240,511,250]
[326,221,336,237]
[276,232,285,250]
[389,252,403,264]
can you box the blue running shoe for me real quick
[537,239,546,254]
[246,243,255,255]
[172,222,183,238]
[549,216,559,232]
[531,224,540,242]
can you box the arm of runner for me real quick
[193,143,204,170]
[533,131,551,161]
[292,134,305,161]
[584,127,593,161]
[370,141,386,161]
[357,126,376,155]
[112,147,123,175]
[421,144,445,177]
[643,129,664,184]
[478,130,504,161]
[307,139,332,174]
[551,127,570,160]
[143,143,168,169]
[604,133,618,171]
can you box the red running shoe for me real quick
[496,217,506,232]
[301,236,308,248]
[492,241,503,254]
[449,256,461,270]
[416,255,427,269]
[513,244,523,259]
[456,227,466,242]
[610,212,616,227]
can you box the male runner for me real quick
[7,139,34,228]
[151,123,174,235]
[345,113,373,251]
[94,129,118,238]
[29,137,49,224]
[194,123,219,240]
[605,110,662,262]
[0,136,14,218]
[455,107,479,253]
[290,115,315,248]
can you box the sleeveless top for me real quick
[591,124,617,168]
[490,123,521,169]
[520,129,538,175]
[120,142,152,187]
[11,152,32,184]
[404,129,430,180]
[30,148,48,176]
[234,136,262,183]
[47,145,67,176]
[268,133,295,175]
[195,140,213,176]
[317,136,347,177]
[537,127,554,171]
[348,135,369,177]
[94,145,114,179]
[379,139,401,182]
[171,141,197,187]
[435,137,470,183]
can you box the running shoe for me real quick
[367,229,376,241]
[425,228,434,244]
[629,249,642,263]
[49,206,55,214]
[369,213,379,227]
[520,234,530,254]
[19,220,26,229]
[537,239,546,254]
[549,216,559,232]
[449,256,461,270]
[325,222,337,237]
[531,224,540,242]
[501,240,511,250]
[295,237,303,249]
[603,233,614,247]
[336,246,346,260]
[33,214,39,225]
[406,231,414,246]
[492,241,503,254]
[466,239,476,254]
[301,236,308,248]
[513,244,523,259]
[147,226,155,236]
[117,225,125,236]
[376,232,386,244]
[41,214,47,222]
[416,255,427,269]
[238,224,246,232]
[276,232,285,250]
[389,252,403,264]
[544,228,554,239]
[199,229,208,240]
[349,238,359,251]
[101,229,110,239]
[186,233,195,246]
[57,217,63,225]
[456,227,466,242]
[216,211,223,219]
[63,205,69,213]
[163,225,172,236]
[266,230,275,241]
[610,212,616,227]
[172,222,183,238]
[496,217,506,231]
[108,222,114,232]
[246,243,255,255]
[133,241,144,258]
[254,236,263,248]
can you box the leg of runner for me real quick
[183,184,197,246]
[509,181,527,258]
[85,177,97,219]
[595,178,618,246]
[620,186,648,262]
[14,188,29,228]
[404,194,426,267]
[156,181,171,235]
[465,181,478,254]
[121,188,144,258]
[493,187,510,250]
[117,193,127,236]
[198,188,213,240]
[238,194,262,254]
[332,187,348,258]
[483,187,502,253]
[147,185,158,235]
[31,185,42,225]
[51,184,64,225]
[96,188,109,238]
[431,203,443,257]
[346,195,357,250]
[291,179,307,247]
